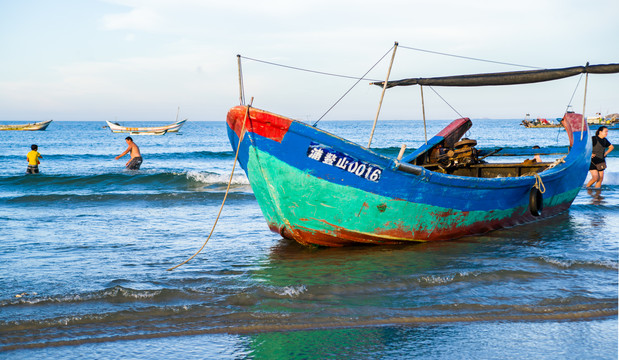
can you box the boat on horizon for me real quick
[227,53,619,247]
[520,114,562,128]
[586,112,618,129]
[105,118,187,135]
[0,119,53,131]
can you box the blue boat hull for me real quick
[226,107,591,246]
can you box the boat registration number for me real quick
[306,142,382,182]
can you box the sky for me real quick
[0,0,618,122]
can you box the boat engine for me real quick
[438,138,480,168]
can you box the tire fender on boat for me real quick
[529,187,543,216]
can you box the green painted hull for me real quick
[227,106,590,247]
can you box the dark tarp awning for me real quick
[372,63,619,88]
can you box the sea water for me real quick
[1,120,617,359]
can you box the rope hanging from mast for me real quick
[426,86,465,119]
[237,49,395,127]
[565,73,584,114]
[398,45,541,69]
[239,55,382,82]
[236,45,559,127]
[314,45,395,126]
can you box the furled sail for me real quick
[372,63,619,88]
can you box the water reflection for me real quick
[586,188,604,205]
[236,211,609,357]
[243,327,397,359]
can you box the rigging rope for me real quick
[399,45,541,69]
[426,86,465,119]
[565,73,583,114]
[240,45,549,128]
[240,56,382,82]
[314,45,395,126]
[545,156,566,170]
[167,101,253,271]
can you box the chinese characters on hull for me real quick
[306,142,382,182]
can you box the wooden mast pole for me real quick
[368,42,398,148]
[237,55,245,105]
[420,85,428,145]
[580,62,589,141]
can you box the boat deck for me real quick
[421,162,551,178]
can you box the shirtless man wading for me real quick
[115,136,143,170]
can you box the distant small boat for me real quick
[520,115,562,128]
[586,112,619,130]
[0,120,53,131]
[586,113,605,124]
[105,118,187,135]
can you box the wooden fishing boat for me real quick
[587,113,619,130]
[227,61,619,247]
[586,113,605,124]
[0,119,52,131]
[105,118,187,134]
[521,116,562,128]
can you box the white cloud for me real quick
[102,7,163,31]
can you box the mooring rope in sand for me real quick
[167,100,252,271]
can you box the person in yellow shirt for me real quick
[26,144,42,174]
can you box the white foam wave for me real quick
[2,286,162,307]
[185,171,249,185]
[419,271,480,285]
[542,257,573,268]
[420,275,455,284]
[541,257,618,270]
[584,173,619,185]
[275,285,307,297]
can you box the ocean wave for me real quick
[417,269,542,286]
[0,171,251,195]
[569,201,619,211]
[274,285,308,297]
[0,144,607,170]
[2,296,616,352]
[225,284,309,305]
[2,286,156,307]
[536,257,619,270]
[3,190,255,204]
[0,150,235,162]
[0,285,202,308]
[185,170,249,186]
[591,171,619,185]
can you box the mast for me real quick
[420,85,427,145]
[581,63,589,141]
[237,55,245,105]
[368,42,398,148]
